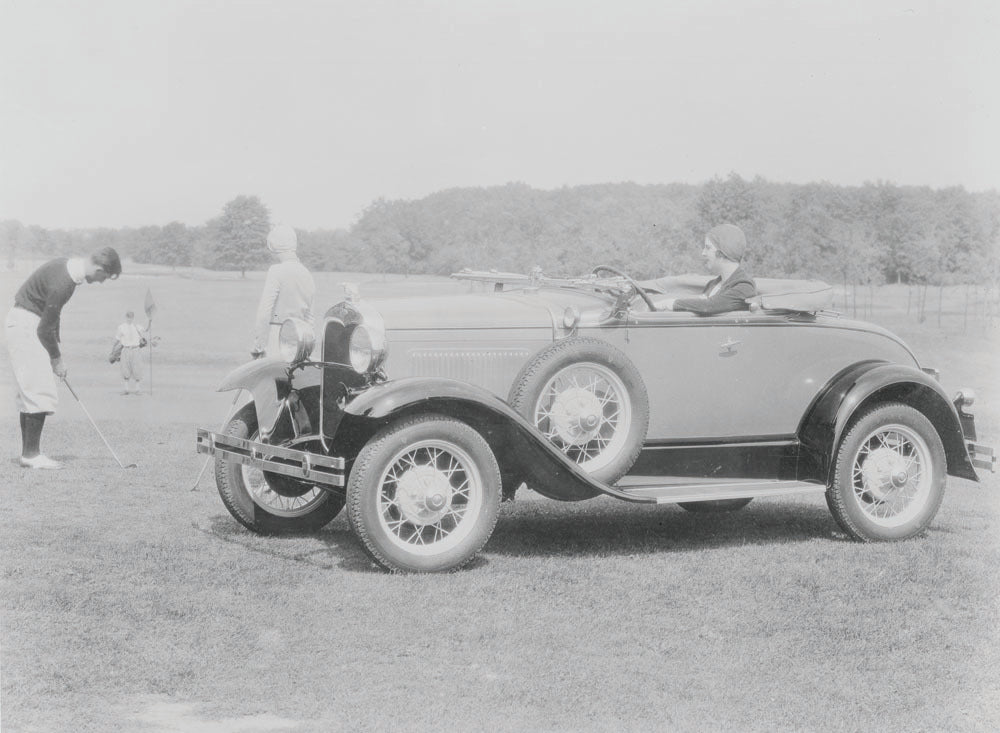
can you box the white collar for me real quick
[66,258,87,284]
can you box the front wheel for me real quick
[215,403,345,534]
[827,403,946,541]
[347,415,502,573]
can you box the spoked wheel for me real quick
[347,415,501,573]
[534,362,632,472]
[239,453,330,517]
[215,403,345,534]
[827,403,945,541]
[509,337,648,485]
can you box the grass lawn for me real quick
[1,263,998,732]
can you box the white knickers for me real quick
[120,346,142,381]
[4,307,58,414]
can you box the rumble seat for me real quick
[749,278,833,312]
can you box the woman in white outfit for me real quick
[252,224,316,358]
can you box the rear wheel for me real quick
[827,403,945,541]
[215,403,345,534]
[347,415,501,573]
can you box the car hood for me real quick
[362,289,608,330]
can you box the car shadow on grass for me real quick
[196,499,848,572]
[487,498,846,558]
[198,514,378,573]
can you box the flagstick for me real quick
[148,319,154,396]
[144,288,157,396]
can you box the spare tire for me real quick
[508,337,649,485]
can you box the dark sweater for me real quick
[672,266,757,315]
[13,258,77,359]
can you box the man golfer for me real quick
[114,310,147,395]
[252,224,315,358]
[5,247,122,469]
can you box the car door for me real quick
[622,314,760,439]
[622,310,918,442]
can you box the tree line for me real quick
[4,175,999,294]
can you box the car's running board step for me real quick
[196,429,345,487]
[614,477,825,504]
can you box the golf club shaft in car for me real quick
[62,377,136,469]
[190,388,243,490]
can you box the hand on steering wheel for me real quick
[591,265,658,312]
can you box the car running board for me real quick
[613,476,826,505]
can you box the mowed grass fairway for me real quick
[2,263,999,732]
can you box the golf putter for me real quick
[62,377,137,469]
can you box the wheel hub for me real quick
[861,447,910,500]
[396,465,452,525]
[550,387,604,446]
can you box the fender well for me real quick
[340,378,614,501]
[216,358,292,439]
[799,362,978,484]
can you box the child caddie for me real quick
[5,247,122,469]
[114,310,147,394]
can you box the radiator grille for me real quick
[406,348,531,396]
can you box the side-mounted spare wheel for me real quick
[347,415,502,573]
[827,402,946,541]
[215,402,346,534]
[508,337,649,485]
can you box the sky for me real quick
[1,0,998,230]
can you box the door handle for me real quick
[719,338,742,355]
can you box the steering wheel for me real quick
[591,265,658,312]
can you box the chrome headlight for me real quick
[348,324,387,374]
[349,325,373,372]
[347,303,387,374]
[278,318,315,363]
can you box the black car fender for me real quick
[798,361,978,483]
[337,377,644,502]
[216,359,320,441]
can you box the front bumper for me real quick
[968,442,997,473]
[196,429,345,487]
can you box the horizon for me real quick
[6,176,998,233]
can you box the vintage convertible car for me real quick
[196,266,995,573]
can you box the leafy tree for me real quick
[206,195,271,276]
[155,221,192,269]
[352,198,413,274]
[1,219,23,267]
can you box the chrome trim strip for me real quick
[196,429,345,486]
[641,437,798,449]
